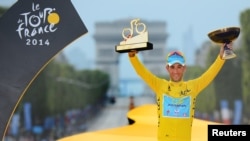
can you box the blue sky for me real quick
[72,0,249,80]
[1,0,250,95]
[1,0,249,68]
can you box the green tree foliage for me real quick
[240,9,250,116]
[0,6,7,16]
[19,60,110,120]
[207,43,242,111]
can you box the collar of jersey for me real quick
[169,80,184,87]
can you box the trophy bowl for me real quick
[208,27,240,59]
[208,27,240,43]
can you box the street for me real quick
[85,95,156,132]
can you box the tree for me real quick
[0,6,7,17]
[240,9,250,119]
[20,59,110,121]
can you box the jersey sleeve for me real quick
[129,55,163,93]
[193,55,225,94]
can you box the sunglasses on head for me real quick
[167,51,184,58]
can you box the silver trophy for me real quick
[208,27,240,59]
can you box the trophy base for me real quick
[222,50,237,59]
[115,42,153,53]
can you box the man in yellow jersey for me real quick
[128,43,233,141]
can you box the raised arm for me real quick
[193,43,233,94]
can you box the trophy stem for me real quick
[222,43,236,59]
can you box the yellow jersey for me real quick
[129,55,225,141]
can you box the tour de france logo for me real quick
[16,2,60,47]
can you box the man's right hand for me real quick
[128,50,138,57]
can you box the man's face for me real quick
[166,63,186,82]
